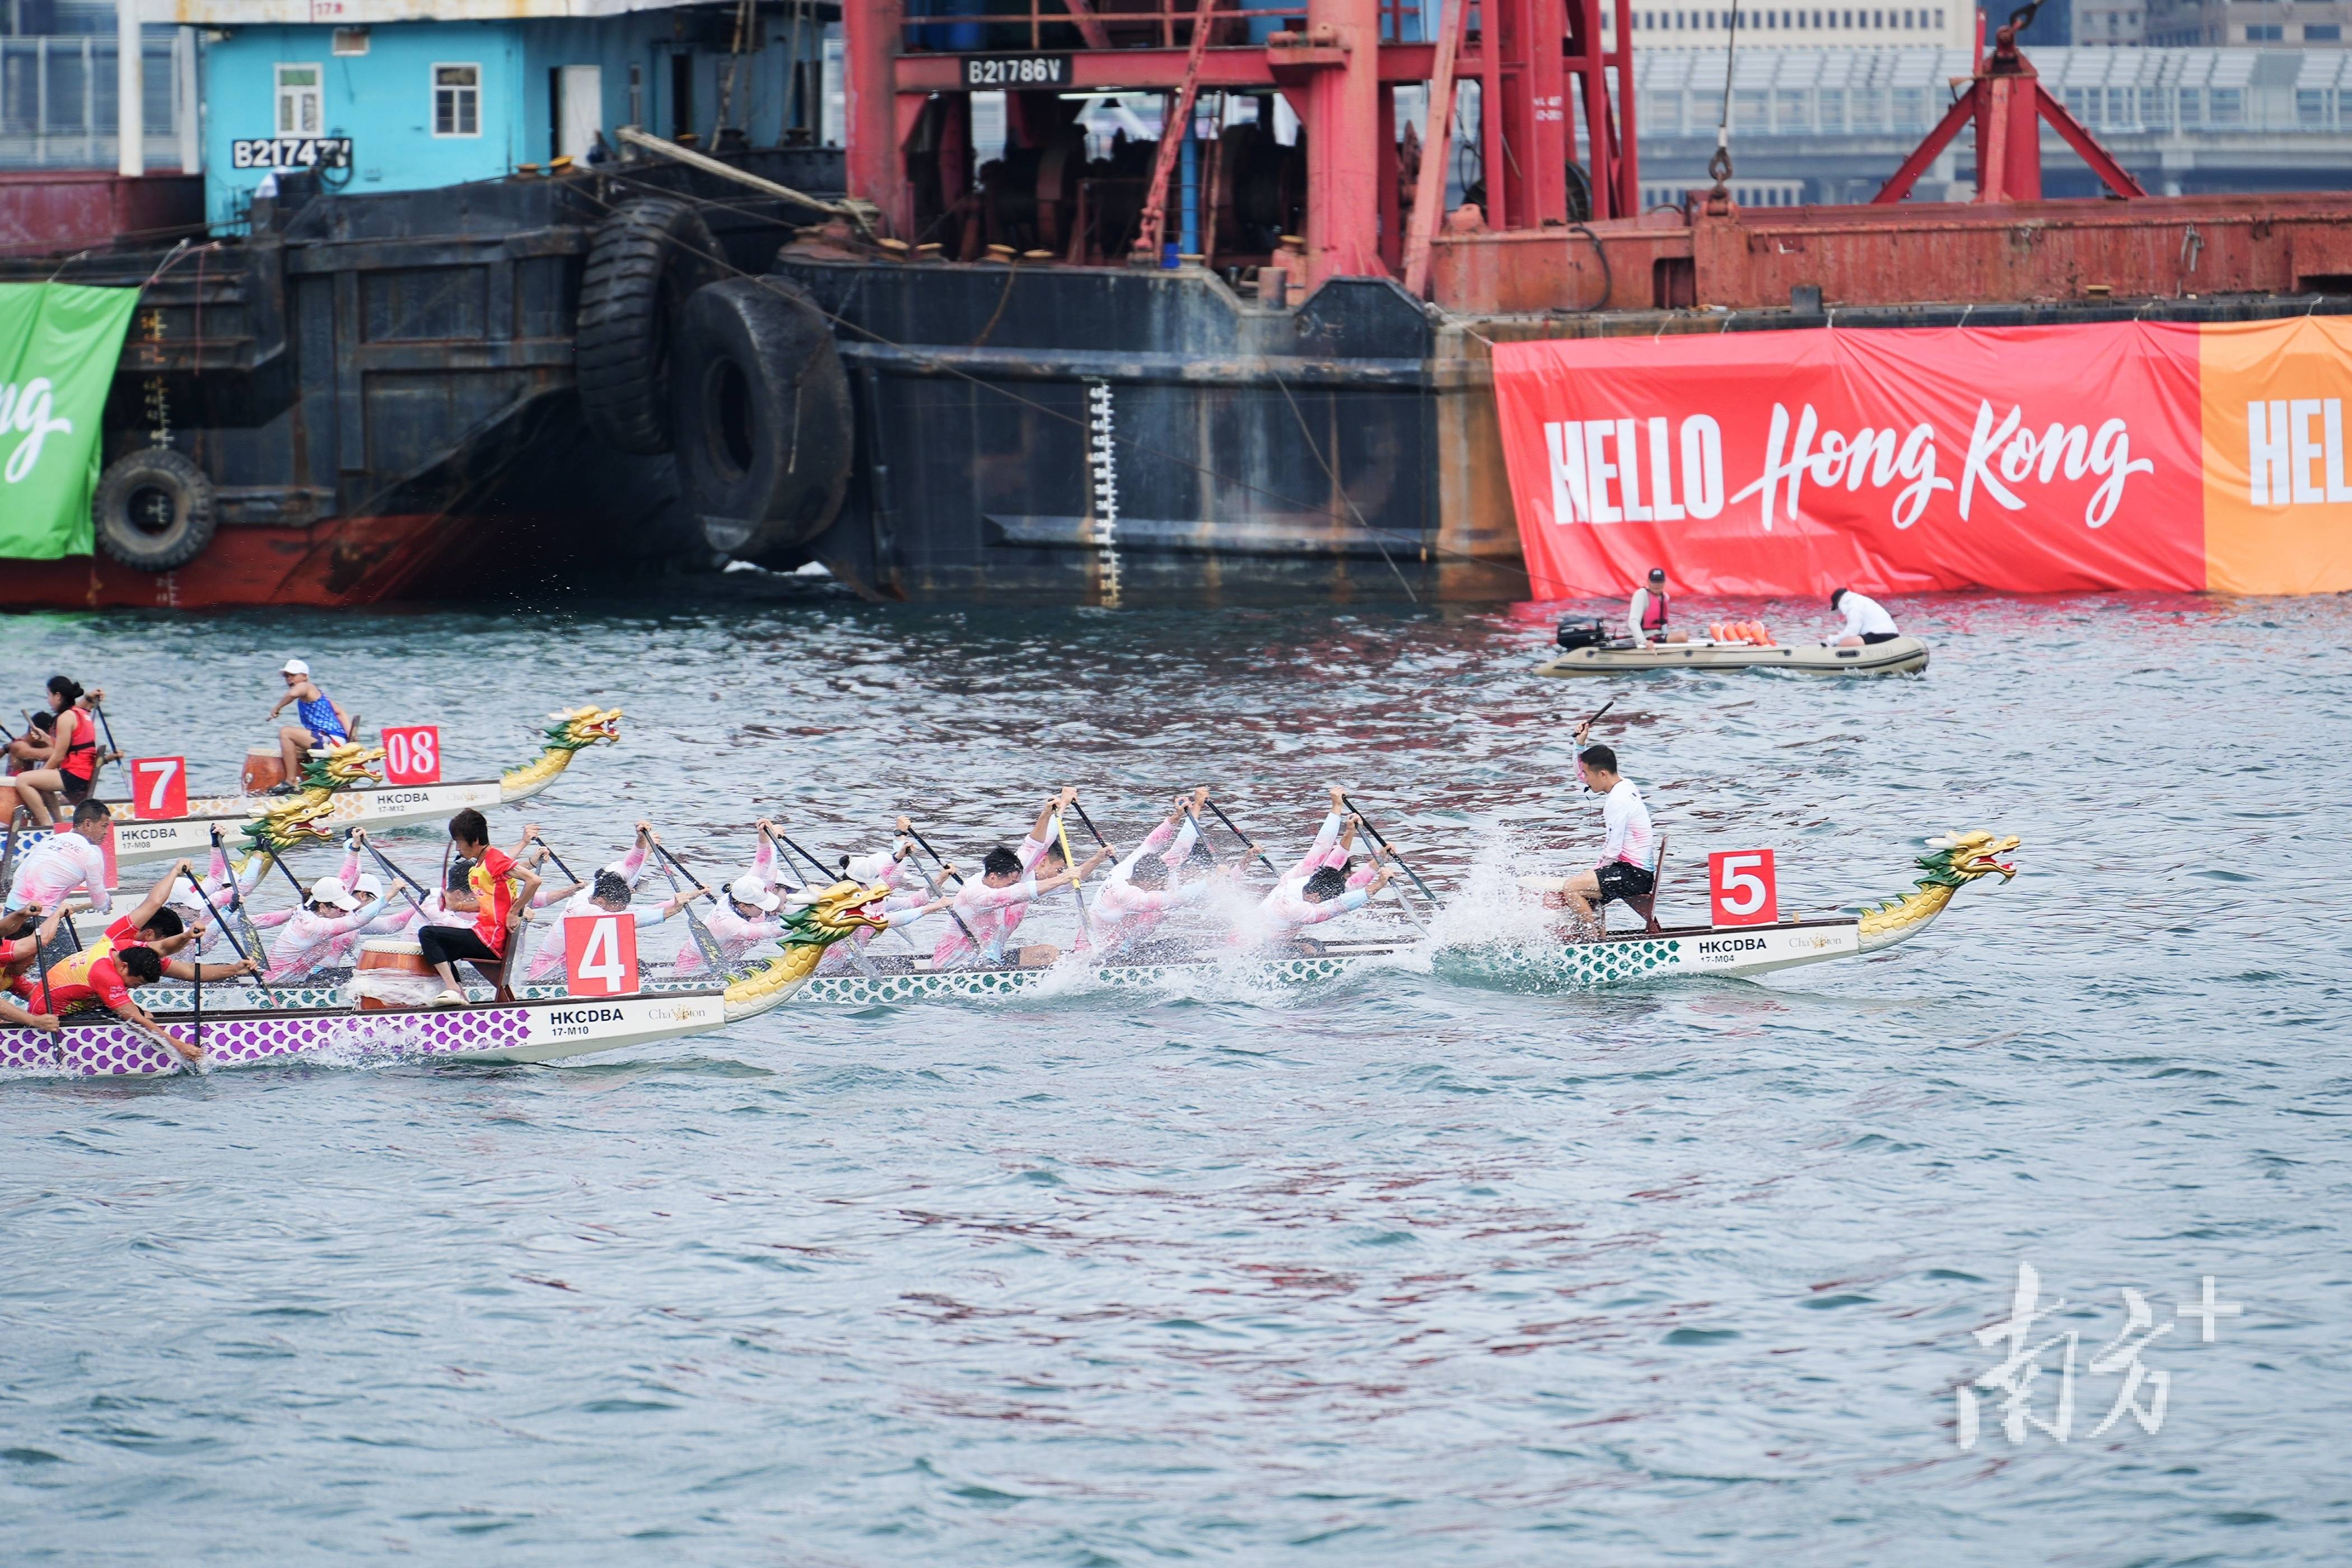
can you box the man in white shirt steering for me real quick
[1830,587,1901,647]
[1559,721,1655,933]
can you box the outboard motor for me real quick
[1555,619,1609,650]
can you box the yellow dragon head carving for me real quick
[781,880,897,948]
[1917,830,2022,888]
[544,706,625,754]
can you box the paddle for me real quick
[1201,796,1281,878]
[901,819,987,953]
[1070,799,1110,851]
[90,700,126,766]
[1336,792,1439,907]
[356,835,434,927]
[762,823,835,885]
[528,833,581,886]
[2,804,22,894]
[1053,809,1094,944]
[209,828,274,965]
[647,838,734,982]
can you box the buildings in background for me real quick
[2145,0,2352,44]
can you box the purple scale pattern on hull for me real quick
[3,1007,533,1079]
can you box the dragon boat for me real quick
[0,877,888,1080]
[1537,636,1931,678]
[132,831,2020,1015]
[4,708,623,872]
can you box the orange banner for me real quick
[1495,318,2351,599]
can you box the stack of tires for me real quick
[574,197,854,559]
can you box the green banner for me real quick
[0,282,139,560]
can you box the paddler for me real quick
[8,678,107,827]
[1557,720,1656,932]
[415,809,541,1005]
[4,798,116,918]
[1829,587,1902,647]
[930,788,1093,969]
[1627,568,1688,648]
[264,657,359,794]
[668,871,791,977]
[1252,790,1394,942]
[1089,790,1243,958]
[36,942,205,1064]
[521,825,701,982]
[0,903,66,1030]
[251,874,395,984]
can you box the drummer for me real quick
[1829,587,1902,647]
[264,658,359,794]
[1627,568,1688,649]
[414,809,540,1004]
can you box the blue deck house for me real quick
[156,0,836,226]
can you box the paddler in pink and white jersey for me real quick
[931,791,1110,969]
[251,873,391,983]
[931,789,1099,969]
[813,824,936,974]
[1085,788,1242,958]
[1248,788,1393,942]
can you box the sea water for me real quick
[1,592,2346,1565]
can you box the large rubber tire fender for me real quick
[92,448,217,571]
[669,277,853,558]
[575,197,719,455]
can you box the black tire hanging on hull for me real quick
[575,197,720,455]
[92,448,217,571]
[669,277,853,559]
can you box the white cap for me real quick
[167,876,211,913]
[727,874,780,913]
[350,872,384,900]
[309,875,358,910]
[282,658,310,676]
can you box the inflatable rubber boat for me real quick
[1537,636,1930,678]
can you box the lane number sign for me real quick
[960,53,1071,88]
[1709,850,1779,927]
[564,912,641,997]
[130,756,188,820]
[231,137,353,170]
[380,725,441,787]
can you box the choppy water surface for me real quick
[2,592,2348,1565]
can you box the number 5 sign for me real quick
[129,756,188,819]
[564,911,640,997]
[1709,850,1779,927]
[380,725,441,786]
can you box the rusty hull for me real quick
[1429,191,2352,315]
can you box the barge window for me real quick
[277,63,322,137]
[435,63,482,137]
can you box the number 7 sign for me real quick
[1709,850,1779,927]
[129,756,188,820]
[564,911,641,997]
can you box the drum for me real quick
[241,746,286,796]
[352,938,439,1011]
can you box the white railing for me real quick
[0,29,198,171]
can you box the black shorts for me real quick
[58,772,94,805]
[417,924,502,970]
[1595,861,1656,904]
[1860,631,1900,645]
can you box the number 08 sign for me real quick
[564,911,641,997]
[1709,849,1779,927]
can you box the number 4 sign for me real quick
[1709,850,1780,927]
[380,725,441,786]
[564,911,640,997]
[129,756,187,820]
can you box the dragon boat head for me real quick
[782,880,897,948]
[1919,829,2022,886]
[297,740,384,794]
[544,706,626,754]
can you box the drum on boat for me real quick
[241,745,287,795]
[353,938,438,1010]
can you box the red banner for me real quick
[1496,321,2214,599]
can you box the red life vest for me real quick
[1640,589,1668,631]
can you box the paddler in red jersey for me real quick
[1626,567,1689,649]
[36,941,212,1063]
[0,903,66,1031]
[414,808,542,1005]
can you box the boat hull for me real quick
[5,779,512,869]
[1537,637,1931,677]
[0,991,729,1080]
